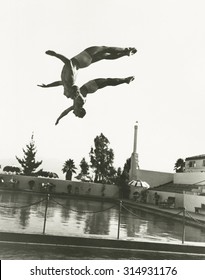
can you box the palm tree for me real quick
[174,158,185,173]
[62,159,77,180]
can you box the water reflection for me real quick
[59,199,71,223]
[1,190,205,243]
[84,211,111,235]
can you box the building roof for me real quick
[185,154,205,161]
[149,182,203,194]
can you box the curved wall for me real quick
[0,174,119,199]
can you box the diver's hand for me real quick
[37,84,47,88]
[46,50,56,56]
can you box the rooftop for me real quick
[185,154,205,161]
[150,182,204,194]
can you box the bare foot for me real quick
[125,76,135,84]
[125,47,137,56]
[129,47,137,56]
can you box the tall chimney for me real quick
[129,122,139,180]
[133,122,138,154]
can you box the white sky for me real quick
[1,0,205,179]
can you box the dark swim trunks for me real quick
[82,80,99,93]
[72,51,92,68]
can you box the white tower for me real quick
[129,122,139,180]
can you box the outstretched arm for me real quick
[55,105,74,125]
[46,50,70,64]
[38,81,62,88]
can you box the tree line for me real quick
[2,133,186,182]
[2,133,131,188]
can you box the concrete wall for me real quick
[2,174,205,213]
[174,172,205,185]
[184,193,205,212]
[0,174,119,199]
[175,193,184,208]
[146,190,184,208]
[132,169,174,188]
[147,189,205,213]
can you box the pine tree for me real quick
[79,157,89,175]
[16,133,42,176]
[76,157,93,182]
[115,158,131,198]
[89,133,115,183]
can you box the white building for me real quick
[147,155,205,213]
[128,123,205,213]
[174,155,205,185]
[185,154,205,172]
[129,122,173,188]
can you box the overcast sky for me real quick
[1,0,205,179]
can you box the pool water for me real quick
[0,190,205,259]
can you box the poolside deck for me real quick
[0,231,205,259]
[122,199,205,229]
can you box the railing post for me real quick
[117,200,122,239]
[182,207,186,244]
[43,193,50,235]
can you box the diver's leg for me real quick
[80,77,134,96]
[88,46,137,62]
[71,46,137,67]
[96,77,135,89]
